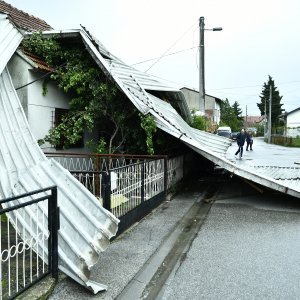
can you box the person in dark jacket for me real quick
[235,128,246,159]
[246,130,253,151]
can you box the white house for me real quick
[284,107,300,137]
[6,50,91,152]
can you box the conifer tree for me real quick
[232,101,244,126]
[257,76,284,127]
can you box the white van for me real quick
[216,126,232,139]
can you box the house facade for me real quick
[7,50,74,151]
[180,87,222,127]
[284,107,300,137]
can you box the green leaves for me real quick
[23,33,160,154]
[140,114,157,155]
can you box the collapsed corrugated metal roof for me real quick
[0,16,119,294]
[38,28,300,198]
[0,13,23,74]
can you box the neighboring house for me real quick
[205,94,222,125]
[243,115,265,127]
[180,87,222,126]
[283,107,300,137]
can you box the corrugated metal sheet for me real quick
[75,29,300,198]
[0,13,23,74]
[0,66,119,293]
[0,17,119,294]
[31,29,300,197]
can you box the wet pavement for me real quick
[161,183,300,300]
[227,137,300,167]
[48,139,300,299]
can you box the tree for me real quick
[220,98,241,132]
[232,101,243,123]
[257,75,284,128]
[22,32,157,154]
[190,110,206,131]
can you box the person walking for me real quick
[246,130,253,151]
[235,128,246,159]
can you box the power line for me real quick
[131,46,198,66]
[208,80,300,91]
[145,22,197,72]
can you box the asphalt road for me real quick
[160,183,300,300]
[48,138,300,300]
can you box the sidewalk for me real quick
[48,181,209,300]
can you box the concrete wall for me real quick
[180,88,221,124]
[181,87,202,112]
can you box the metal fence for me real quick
[45,153,184,235]
[0,187,59,300]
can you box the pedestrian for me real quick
[246,130,253,151]
[235,128,246,159]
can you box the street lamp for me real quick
[199,17,222,114]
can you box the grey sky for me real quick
[6,0,300,115]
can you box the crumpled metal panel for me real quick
[0,67,119,293]
[251,166,300,180]
[74,29,300,197]
[0,13,23,74]
[107,59,182,92]
[28,31,300,195]
[0,17,119,293]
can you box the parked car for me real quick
[231,132,239,140]
[217,130,232,139]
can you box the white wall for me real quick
[8,53,71,149]
[27,70,70,149]
[286,109,300,137]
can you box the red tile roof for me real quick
[243,115,265,124]
[22,49,54,72]
[0,1,52,32]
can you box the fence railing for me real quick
[45,153,184,235]
[0,187,59,300]
[271,135,300,147]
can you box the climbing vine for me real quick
[140,114,157,155]
[22,32,155,154]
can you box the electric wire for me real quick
[145,22,197,72]
[131,46,198,66]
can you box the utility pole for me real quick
[245,105,248,127]
[264,97,267,137]
[199,17,205,113]
[199,17,222,115]
[268,84,272,143]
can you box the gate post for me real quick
[49,186,59,281]
[141,162,145,202]
[102,172,111,211]
[164,156,168,198]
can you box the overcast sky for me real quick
[6,0,300,115]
